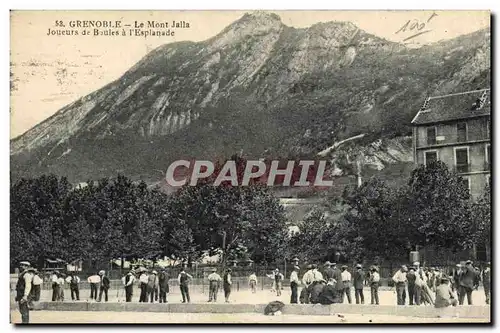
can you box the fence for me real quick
[11,262,484,295]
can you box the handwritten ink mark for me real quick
[395,12,438,43]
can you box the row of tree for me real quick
[10,172,288,270]
[10,160,490,271]
[292,161,491,263]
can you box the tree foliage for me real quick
[11,170,289,269]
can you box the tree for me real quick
[339,178,411,261]
[10,175,72,269]
[167,173,289,265]
[471,183,491,260]
[405,161,473,251]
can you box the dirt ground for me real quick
[9,310,490,324]
[25,286,489,306]
[10,287,490,324]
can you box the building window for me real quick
[460,176,471,194]
[424,150,438,166]
[455,147,469,173]
[427,127,437,145]
[486,174,491,188]
[457,122,467,142]
[486,119,490,139]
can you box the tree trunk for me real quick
[485,240,491,262]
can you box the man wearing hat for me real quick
[340,265,352,304]
[353,264,365,304]
[331,263,344,299]
[458,260,477,305]
[158,268,170,303]
[434,276,458,308]
[16,261,34,324]
[392,265,408,305]
[31,269,43,303]
[138,268,149,302]
[223,268,232,303]
[413,262,426,305]
[289,266,300,304]
[207,268,222,302]
[369,266,380,305]
[97,270,110,302]
[147,270,159,303]
[65,271,81,301]
[323,261,334,281]
[482,262,491,305]
[271,268,284,297]
[87,271,101,301]
[301,264,314,304]
[248,272,258,294]
[50,271,59,302]
[123,269,136,302]
[177,268,193,303]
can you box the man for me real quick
[331,262,344,299]
[434,267,443,288]
[428,267,436,292]
[289,266,300,304]
[458,260,477,305]
[301,264,314,304]
[65,272,80,301]
[223,268,232,303]
[451,264,463,298]
[270,268,284,297]
[138,269,149,302]
[158,269,170,303]
[178,269,193,303]
[57,273,65,301]
[207,268,222,302]
[406,266,417,305]
[15,261,34,324]
[353,264,365,304]
[87,272,100,301]
[323,261,334,280]
[434,277,458,308]
[319,278,342,305]
[51,271,59,302]
[98,270,110,302]
[340,265,352,304]
[369,266,380,305]
[413,262,426,306]
[248,272,257,294]
[392,265,408,305]
[482,262,491,305]
[31,269,42,303]
[147,270,159,303]
[123,269,136,302]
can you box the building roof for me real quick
[411,89,490,126]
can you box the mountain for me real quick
[10,12,491,185]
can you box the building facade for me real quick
[411,89,490,200]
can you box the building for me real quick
[411,89,490,199]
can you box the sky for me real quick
[10,10,490,138]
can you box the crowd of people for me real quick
[13,259,491,324]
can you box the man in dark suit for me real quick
[482,262,491,305]
[458,260,477,305]
[323,261,334,280]
[331,263,344,299]
[353,264,365,304]
[406,266,417,305]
